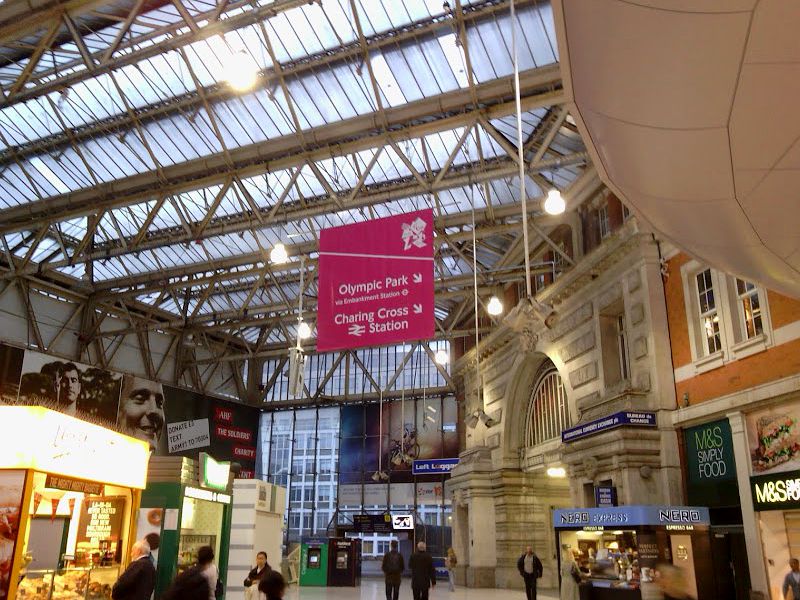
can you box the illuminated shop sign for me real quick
[751,469,800,511]
[0,406,149,489]
[553,506,710,528]
[200,452,230,491]
[185,485,231,504]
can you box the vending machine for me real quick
[299,538,329,586]
[327,538,361,587]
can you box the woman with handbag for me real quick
[560,548,581,600]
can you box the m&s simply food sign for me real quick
[684,419,736,484]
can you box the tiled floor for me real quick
[284,577,559,600]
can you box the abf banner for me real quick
[316,209,435,351]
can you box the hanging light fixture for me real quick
[222,48,258,92]
[487,296,504,316]
[297,321,312,340]
[434,349,450,365]
[546,466,567,478]
[270,242,288,264]
[543,189,566,215]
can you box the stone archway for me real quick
[501,349,558,458]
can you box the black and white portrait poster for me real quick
[117,375,167,455]
[17,351,121,427]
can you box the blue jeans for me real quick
[448,569,455,591]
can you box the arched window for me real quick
[525,361,570,446]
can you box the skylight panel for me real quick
[29,156,70,194]
[369,53,406,107]
[438,33,469,89]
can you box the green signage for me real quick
[685,419,736,484]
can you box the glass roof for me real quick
[0,0,585,353]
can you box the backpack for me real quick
[385,551,403,574]
[163,565,211,600]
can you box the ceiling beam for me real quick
[0,65,563,235]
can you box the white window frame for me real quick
[680,260,772,373]
[598,203,611,240]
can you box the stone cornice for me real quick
[453,220,646,378]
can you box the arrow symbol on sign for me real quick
[413,304,422,314]
[413,273,422,284]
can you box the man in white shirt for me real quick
[516,546,543,600]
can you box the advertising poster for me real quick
[116,375,167,455]
[162,386,260,478]
[0,344,23,405]
[317,209,435,351]
[0,470,26,600]
[746,401,800,476]
[17,350,121,427]
[339,397,458,484]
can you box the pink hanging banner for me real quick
[317,209,435,352]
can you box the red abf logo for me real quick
[317,209,435,352]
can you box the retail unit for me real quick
[553,506,713,600]
[138,454,234,598]
[0,406,150,600]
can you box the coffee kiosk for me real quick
[553,506,713,600]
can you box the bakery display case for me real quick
[16,566,119,600]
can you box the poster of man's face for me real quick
[117,375,167,455]
[17,351,121,427]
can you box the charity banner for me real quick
[161,386,260,478]
[317,209,435,351]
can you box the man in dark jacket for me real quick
[382,540,405,600]
[517,545,543,600]
[112,540,156,600]
[409,541,436,600]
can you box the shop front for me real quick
[553,506,712,600]
[0,406,150,600]
[682,418,750,599]
[139,453,233,597]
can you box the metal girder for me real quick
[9,150,585,283]
[86,199,575,295]
[97,264,540,336]
[0,0,535,161]
[0,65,563,235]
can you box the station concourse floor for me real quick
[285,578,559,600]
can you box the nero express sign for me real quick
[553,506,710,529]
[751,469,800,511]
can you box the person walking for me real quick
[409,541,436,600]
[111,540,156,600]
[245,552,272,600]
[197,546,219,600]
[559,548,580,600]
[786,559,800,600]
[258,570,287,600]
[517,545,543,600]
[144,533,160,566]
[382,540,405,600]
[445,548,457,592]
